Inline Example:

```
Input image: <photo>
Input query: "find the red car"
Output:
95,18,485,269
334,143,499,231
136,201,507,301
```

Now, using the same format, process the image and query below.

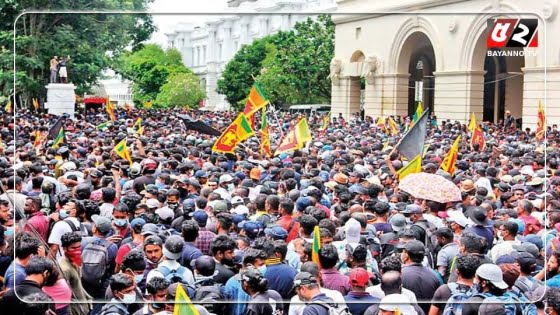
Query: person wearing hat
293,271,337,315
115,217,146,272
146,235,194,286
446,214,469,243
214,174,234,201
379,214,406,260
240,266,284,315
190,209,217,256
143,235,164,271
465,207,494,249
343,267,380,315
462,263,514,315
511,251,542,295
400,240,440,315
401,204,436,250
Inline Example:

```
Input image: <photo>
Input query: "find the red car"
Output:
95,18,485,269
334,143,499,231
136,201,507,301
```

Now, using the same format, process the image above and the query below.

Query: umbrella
398,172,462,203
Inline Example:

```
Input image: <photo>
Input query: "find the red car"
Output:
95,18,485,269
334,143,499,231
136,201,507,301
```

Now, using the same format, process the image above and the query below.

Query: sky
148,0,229,46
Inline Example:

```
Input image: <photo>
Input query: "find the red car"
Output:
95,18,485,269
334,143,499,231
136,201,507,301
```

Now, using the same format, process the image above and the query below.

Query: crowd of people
0,106,559,315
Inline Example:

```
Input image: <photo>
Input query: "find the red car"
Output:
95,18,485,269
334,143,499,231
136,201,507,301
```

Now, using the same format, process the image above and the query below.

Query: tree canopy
155,72,206,109
0,0,155,108
217,15,334,111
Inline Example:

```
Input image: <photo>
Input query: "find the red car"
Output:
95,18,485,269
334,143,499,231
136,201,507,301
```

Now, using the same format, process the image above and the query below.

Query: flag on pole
311,225,321,268
274,118,313,155
114,138,133,164
33,130,42,148
397,154,422,180
106,99,116,121
440,136,461,175
376,117,385,132
52,128,64,148
96,121,109,130
243,83,269,117
412,101,423,124
468,112,477,132
133,118,142,130
32,98,39,111
5,100,12,113
137,126,145,135
471,126,486,151
173,283,200,315
260,110,272,158
212,113,254,154
396,109,429,161
387,117,400,136
536,100,545,141
422,143,430,158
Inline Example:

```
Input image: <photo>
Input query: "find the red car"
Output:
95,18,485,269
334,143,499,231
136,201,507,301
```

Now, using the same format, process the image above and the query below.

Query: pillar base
45,84,76,118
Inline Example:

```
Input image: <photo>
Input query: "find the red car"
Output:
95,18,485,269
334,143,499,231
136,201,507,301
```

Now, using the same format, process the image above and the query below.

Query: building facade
165,0,337,110
86,69,134,107
331,0,559,128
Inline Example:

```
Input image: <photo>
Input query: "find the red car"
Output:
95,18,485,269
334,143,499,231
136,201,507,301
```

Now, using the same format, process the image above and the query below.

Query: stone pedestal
45,84,76,117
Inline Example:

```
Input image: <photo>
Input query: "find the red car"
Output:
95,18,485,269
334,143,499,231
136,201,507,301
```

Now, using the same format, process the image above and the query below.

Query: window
356,27,362,39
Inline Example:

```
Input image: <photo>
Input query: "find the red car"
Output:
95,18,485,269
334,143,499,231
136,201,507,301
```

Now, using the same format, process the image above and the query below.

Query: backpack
191,283,226,314
476,291,537,315
442,282,477,315
310,300,352,315
64,218,89,237
158,265,190,285
81,238,112,288
412,220,438,268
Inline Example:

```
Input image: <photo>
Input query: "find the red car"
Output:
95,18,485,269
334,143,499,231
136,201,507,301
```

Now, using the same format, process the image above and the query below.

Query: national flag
422,143,430,158
47,116,64,140
137,126,145,135
106,100,116,121
274,118,313,155
397,154,422,180
471,126,486,151
133,118,142,130
387,117,400,136
212,113,254,154
32,98,39,111
114,138,133,164
320,112,330,131
311,225,321,268
396,109,429,161
124,103,132,114
173,282,199,315
143,100,153,109
33,130,42,148
536,100,545,141
52,128,64,148
440,136,461,175
412,101,423,124
96,121,109,130
376,117,385,132
260,110,272,158
243,83,269,117
5,100,12,113
468,112,477,132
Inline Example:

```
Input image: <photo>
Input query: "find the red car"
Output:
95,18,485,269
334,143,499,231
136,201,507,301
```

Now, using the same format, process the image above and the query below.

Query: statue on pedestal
50,56,59,83
58,56,70,83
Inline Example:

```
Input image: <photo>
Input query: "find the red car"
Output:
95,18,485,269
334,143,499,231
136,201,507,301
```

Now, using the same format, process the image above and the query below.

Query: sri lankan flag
536,100,545,141
5,100,12,113
412,101,423,124
33,130,42,148
260,110,272,158
133,118,142,130
52,128,64,148
376,117,385,132
106,99,116,121
468,112,477,132
32,98,39,111
243,83,269,117
96,121,109,130
471,125,485,151
212,113,254,154
312,225,321,268
275,118,312,155
397,154,422,180
114,138,133,164
320,112,330,132
388,117,399,136
441,136,460,175
137,126,145,135
173,283,199,315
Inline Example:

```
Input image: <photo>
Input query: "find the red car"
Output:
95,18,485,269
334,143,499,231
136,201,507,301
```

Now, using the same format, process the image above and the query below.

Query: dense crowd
0,107,559,315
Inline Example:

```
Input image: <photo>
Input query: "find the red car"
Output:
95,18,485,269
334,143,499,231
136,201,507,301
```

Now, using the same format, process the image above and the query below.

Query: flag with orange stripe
440,136,460,175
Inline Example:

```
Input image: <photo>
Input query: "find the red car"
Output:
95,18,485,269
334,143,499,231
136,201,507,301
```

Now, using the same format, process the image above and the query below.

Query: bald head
349,204,364,214
380,271,402,295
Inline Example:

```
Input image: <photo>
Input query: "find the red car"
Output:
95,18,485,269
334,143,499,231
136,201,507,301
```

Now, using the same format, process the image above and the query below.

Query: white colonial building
165,0,337,110
331,0,560,128
86,69,134,107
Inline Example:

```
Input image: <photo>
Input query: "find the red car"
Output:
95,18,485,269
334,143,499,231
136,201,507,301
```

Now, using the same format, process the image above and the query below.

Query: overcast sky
148,0,229,46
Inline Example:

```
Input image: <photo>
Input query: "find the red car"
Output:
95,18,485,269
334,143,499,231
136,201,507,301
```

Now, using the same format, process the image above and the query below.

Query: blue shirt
466,226,494,250
264,263,297,299
344,291,380,315
547,274,560,288
180,242,203,268
3,261,26,289
224,275,250,315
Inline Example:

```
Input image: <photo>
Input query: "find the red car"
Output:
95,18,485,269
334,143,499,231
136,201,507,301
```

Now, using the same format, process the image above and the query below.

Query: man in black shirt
133,159,158,194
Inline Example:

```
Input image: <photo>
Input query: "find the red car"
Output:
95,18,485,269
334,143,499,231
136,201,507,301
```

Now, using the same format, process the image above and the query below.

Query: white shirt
289,287,346,315
146,259,195,285
48,217,81,259
366,285,418,304
490,239,521,263
99,203,115,219
24,175,62,194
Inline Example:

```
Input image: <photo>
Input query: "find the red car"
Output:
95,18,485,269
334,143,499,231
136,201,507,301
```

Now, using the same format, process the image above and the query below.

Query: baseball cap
219,174,233,184
512,251,537,268
512,242,540,259
146,198,160,209
210,200,227,213
476,263,509,289
494,182,511,192
250,168,261,181
194,170,208,178
238,221,263,239
345,218,361,243
292,272,317,289
264,226,288,240
379,294,418,314
389,214,406,232
231,196,244,205
241,266,265,285
348,267,370,287
404,240,425,255
141,223,159,236
130,218,146,233
189,210,209,227
401,204,422,214
163,235,184,260
232,205,249,215
91,215,112,234
232,214,247,226
155,207,174,221
447,214,470,228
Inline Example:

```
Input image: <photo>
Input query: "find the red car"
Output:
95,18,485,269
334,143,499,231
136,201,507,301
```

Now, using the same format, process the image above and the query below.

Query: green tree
155,72,206,108
0,0,155,108
115,44,189,107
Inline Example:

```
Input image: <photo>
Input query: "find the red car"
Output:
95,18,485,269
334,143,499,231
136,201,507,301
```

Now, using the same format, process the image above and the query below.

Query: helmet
129,162,141,177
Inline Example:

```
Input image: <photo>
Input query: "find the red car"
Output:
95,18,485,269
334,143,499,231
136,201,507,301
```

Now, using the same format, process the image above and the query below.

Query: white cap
219,174,234,184
232,205,249,215
345,218,361,244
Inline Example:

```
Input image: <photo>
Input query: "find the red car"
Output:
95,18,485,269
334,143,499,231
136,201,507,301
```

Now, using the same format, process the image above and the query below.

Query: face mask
121,292,136,304
227,184,235,192
258,265,267,275
152,302,166,310
4,226,14,237
66,248,82,266
167,203,178,210
113,219,128,227
59,209,69,219
133,273,144,283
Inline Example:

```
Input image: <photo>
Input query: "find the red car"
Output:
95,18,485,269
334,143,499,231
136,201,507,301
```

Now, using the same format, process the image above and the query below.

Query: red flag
471,126,485,151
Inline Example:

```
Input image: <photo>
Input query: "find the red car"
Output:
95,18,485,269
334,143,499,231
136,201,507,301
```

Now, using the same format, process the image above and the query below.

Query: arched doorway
396,32,436,116
483,51,506,122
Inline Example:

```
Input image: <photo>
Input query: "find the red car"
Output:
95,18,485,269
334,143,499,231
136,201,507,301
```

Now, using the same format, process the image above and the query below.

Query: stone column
331,77,361,120
522,66,560,129
45,84,76,117
375,73,409,117
363,77,381,119
433,70,486,124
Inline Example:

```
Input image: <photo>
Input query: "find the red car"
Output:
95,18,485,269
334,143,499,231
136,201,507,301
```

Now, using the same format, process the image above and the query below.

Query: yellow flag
397,154,422,180
5,100,12,113
536,100,545,141
440,136,461,175
32,98,39,111
113,138,133,164
143,100,153,109
133,118,142,129
468,112,477,132
137,126,145,135
173,283,200,315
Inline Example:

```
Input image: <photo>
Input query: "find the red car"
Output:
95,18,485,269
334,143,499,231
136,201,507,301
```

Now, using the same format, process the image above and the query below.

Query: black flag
396,109,429,161
47,115,65,140
178,114,221,136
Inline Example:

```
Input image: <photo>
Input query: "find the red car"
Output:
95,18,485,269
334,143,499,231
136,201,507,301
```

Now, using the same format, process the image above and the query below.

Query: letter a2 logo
487,18,538,48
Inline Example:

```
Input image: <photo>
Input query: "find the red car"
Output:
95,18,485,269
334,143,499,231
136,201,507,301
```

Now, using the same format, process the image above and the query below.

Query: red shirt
276,215,299,243
25,211,50,242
